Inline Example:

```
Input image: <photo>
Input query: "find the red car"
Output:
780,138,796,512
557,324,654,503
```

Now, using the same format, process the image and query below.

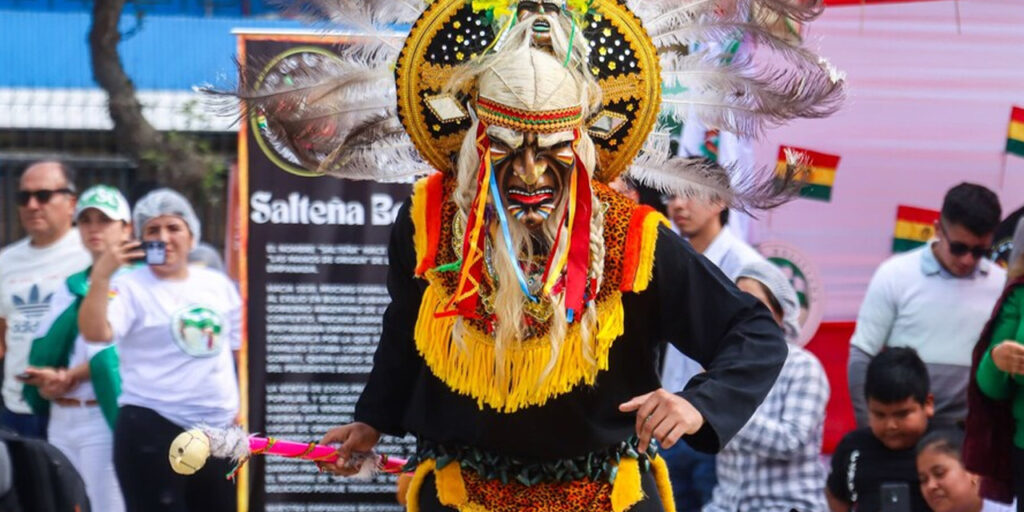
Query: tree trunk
88,0,221,202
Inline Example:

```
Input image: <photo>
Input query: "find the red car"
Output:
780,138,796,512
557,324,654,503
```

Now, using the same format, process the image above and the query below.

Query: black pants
114,405,236,512
1015,447,1024,512
415,471,666,512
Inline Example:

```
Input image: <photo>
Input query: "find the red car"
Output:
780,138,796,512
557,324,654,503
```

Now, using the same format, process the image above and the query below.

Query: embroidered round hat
75,185,131,223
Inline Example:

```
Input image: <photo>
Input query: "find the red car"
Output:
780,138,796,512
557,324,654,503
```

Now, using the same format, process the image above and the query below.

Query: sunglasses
16,188,74,206
939,222,990,259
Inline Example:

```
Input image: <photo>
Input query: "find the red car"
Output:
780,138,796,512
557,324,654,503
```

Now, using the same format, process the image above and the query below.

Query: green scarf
22,268,122,429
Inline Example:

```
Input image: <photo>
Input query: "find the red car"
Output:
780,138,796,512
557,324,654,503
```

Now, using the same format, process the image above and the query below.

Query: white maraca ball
169,428,211,475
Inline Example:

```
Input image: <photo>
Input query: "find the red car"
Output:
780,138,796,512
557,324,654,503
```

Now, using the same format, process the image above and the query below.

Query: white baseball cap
75,185,131,223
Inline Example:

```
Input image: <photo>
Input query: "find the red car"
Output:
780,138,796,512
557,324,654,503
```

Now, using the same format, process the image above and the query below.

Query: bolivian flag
893,205,940,253
1008,106,1024,157
775,146,840,202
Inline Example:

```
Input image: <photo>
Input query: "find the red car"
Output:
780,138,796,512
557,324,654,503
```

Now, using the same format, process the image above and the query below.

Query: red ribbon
564,129,592,320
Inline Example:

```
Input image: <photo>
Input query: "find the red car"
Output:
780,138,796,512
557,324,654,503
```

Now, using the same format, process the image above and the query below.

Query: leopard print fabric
460,469,613,512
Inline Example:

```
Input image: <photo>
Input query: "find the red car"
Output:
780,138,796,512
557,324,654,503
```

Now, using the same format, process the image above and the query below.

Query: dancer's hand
318,422,381,476
619,388,704,452
992,340,1024,375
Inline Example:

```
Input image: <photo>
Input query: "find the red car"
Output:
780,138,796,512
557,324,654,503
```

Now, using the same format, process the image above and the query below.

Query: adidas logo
12,284,53,319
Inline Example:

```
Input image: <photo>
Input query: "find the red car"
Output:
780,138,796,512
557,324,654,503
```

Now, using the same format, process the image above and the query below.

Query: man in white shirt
661,195,767,390
848,183,1005,428
0,161,90,438
661,194,767,511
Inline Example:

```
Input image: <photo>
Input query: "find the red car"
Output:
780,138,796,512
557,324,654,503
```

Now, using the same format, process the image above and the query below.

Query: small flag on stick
893,205,940,253
775,146,840,202
1008,106,1024,157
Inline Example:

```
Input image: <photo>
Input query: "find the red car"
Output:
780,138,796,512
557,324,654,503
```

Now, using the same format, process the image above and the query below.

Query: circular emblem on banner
171,305,226,357
249,46,344,177
757,241,825,346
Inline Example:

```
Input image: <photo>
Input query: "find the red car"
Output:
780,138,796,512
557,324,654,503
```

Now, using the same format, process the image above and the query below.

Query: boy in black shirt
827,348,934,512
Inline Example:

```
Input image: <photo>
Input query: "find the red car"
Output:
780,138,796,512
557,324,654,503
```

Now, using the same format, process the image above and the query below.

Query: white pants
48,403,125,512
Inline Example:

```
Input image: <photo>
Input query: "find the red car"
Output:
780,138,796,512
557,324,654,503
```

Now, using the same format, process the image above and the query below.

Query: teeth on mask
508,188,554,196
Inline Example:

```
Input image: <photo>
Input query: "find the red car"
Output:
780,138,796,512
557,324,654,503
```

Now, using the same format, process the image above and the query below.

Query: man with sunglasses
848,182,1005,429
0,161,89,438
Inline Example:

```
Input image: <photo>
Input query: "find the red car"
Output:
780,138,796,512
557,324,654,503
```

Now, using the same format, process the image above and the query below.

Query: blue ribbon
488,161,539,303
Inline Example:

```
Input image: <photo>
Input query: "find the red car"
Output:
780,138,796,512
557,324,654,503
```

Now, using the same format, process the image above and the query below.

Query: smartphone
879,482,912,512
14,372,32,381
130,240,167,265
142,241,167,265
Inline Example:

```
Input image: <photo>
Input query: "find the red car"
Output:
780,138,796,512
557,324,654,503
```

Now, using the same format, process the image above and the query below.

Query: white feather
199,425,251,462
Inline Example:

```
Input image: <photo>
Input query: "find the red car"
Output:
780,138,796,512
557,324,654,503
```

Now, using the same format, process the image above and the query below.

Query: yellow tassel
435,462,469,507
415,276,626,412
632,213,670,292
411,176,430,273
405,460,436,512
610,457,644,512
651,456,677,512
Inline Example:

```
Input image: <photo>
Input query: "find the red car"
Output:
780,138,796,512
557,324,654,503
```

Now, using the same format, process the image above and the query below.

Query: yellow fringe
435,462,469,507
415,276,625,413
411,176,430,275
405,460,436,512
632,213,670,293
610,457,643,512
651,456,677,512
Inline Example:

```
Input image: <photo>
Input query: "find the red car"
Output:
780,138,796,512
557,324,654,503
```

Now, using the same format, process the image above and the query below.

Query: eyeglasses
939,222,990,259
16,188,74,206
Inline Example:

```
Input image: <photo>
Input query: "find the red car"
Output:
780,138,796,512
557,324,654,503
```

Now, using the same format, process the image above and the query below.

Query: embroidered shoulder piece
406,175,667,413
590,183,670,294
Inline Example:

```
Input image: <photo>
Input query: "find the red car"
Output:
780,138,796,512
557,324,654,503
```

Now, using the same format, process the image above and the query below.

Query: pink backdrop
749,0,1024,322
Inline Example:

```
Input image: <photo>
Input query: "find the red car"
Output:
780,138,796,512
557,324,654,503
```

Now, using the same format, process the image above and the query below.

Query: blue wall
0,10,306,90
0,0,283,17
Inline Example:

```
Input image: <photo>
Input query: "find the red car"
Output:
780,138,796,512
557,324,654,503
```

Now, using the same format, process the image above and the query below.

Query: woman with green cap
20,184,132,512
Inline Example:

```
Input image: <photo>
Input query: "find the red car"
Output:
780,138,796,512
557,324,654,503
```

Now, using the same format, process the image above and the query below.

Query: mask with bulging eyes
487,125,576,231
516,1,564,48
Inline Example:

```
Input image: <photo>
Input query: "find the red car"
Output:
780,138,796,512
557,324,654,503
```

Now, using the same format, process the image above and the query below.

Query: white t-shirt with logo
0,230,90,414
107,266,241,428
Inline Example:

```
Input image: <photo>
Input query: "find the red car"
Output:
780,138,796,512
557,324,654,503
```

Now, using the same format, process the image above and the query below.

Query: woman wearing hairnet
703,260,831,512
79,188,241,512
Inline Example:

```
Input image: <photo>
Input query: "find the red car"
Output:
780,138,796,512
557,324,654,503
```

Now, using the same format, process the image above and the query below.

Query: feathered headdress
228,0,842,210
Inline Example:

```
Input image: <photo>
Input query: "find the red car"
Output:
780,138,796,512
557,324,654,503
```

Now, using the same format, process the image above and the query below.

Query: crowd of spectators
2,158,1023,512
0,160,238,512
659,182,1023,512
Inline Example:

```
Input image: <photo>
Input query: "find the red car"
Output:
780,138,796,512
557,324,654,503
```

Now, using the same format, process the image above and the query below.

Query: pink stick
246,436,407,473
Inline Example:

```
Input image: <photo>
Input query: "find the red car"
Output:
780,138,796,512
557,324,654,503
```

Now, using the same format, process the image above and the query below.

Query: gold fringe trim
436,462,469,507
415,276,625,413
610,457,643,512
411,176,430,274
651,456,677,512
404,459,484,512
405,460,436,512
632,213,669,293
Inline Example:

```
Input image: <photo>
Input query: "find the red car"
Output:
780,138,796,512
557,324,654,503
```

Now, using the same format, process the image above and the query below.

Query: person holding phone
78,188,241,512
18,184,133,512
827,348,935,512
